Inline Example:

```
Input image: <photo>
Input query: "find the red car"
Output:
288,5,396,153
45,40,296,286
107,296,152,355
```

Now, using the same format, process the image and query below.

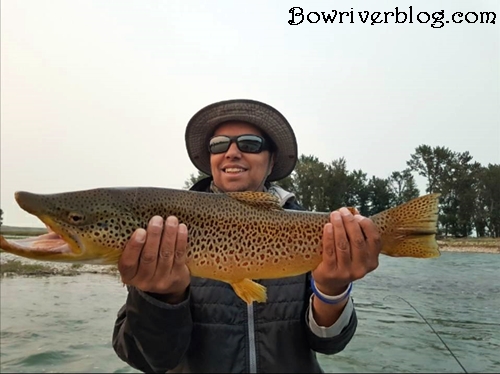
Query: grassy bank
0,225,48,236
1,261,85,277
438,237,499,248
0,254,119,278
438,238,500,253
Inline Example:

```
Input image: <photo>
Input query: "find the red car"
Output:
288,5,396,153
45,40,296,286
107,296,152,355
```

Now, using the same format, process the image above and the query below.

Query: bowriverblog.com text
288,6,496,28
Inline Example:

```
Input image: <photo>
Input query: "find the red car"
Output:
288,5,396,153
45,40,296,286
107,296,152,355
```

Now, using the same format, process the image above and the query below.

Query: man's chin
217,180,250,193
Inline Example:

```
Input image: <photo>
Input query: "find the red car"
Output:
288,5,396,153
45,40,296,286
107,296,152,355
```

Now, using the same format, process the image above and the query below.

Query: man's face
209,121,274,192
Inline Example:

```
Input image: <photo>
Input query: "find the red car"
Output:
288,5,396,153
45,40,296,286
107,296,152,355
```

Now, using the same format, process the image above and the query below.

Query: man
112,99,381,373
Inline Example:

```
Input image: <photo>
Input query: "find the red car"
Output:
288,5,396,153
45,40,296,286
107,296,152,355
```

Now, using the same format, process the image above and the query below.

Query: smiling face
210,121,275,192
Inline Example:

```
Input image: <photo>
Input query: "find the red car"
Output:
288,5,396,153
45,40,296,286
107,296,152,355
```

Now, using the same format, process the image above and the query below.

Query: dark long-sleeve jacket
112,178,358,373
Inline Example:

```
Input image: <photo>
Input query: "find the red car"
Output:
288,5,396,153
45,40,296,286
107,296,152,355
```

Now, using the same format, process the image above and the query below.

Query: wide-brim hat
185,99,298,182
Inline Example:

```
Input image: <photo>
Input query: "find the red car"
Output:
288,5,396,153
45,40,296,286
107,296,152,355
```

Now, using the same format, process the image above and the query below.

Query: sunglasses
208,134,270,154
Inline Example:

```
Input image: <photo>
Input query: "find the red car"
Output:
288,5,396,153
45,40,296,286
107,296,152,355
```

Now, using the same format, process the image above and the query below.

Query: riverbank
0,252,119,277
437,238,500,254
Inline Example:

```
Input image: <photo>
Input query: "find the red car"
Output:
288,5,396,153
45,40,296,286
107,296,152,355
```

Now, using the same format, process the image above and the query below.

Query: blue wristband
310,278,352,305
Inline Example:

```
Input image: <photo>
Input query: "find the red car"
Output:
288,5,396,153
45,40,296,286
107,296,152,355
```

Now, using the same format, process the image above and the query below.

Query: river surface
1,252,499,373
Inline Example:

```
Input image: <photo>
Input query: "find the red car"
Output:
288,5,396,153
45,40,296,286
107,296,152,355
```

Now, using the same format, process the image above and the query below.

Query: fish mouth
2,191,120,265
0,191,84,260
0,217,83,262
0,230,71,256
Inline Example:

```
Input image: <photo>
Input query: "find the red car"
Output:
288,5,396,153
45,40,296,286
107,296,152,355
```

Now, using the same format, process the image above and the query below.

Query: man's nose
224,141,241,158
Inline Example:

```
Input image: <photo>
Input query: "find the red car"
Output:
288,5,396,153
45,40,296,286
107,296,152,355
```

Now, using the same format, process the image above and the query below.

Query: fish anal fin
225,192,283,210
230,278,267,304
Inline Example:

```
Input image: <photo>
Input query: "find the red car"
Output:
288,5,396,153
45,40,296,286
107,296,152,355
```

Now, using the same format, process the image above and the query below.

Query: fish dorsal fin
225,192,283,210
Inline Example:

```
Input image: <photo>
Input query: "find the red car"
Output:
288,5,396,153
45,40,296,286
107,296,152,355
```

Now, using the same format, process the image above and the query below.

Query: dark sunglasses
208,134,270,154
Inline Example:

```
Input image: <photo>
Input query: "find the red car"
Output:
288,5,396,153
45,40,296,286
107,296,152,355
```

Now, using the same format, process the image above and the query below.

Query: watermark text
288,6,496,28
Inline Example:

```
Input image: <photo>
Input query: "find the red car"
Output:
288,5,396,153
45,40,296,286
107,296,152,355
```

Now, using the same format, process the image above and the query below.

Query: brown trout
0,188,441,304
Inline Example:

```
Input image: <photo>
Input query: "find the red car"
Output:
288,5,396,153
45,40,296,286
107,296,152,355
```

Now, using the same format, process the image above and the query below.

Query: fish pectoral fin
225,192,283,210
230,279,267,304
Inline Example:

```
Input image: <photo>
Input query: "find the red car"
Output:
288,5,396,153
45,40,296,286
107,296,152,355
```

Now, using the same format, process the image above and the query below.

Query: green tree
477,164,500,237
389,169,420,205
407,145,455,194
367,177,394,215
432,150,483,237
345,169,370,216
449,153,482,237
407,145,474,236
291,155,329,211
322,157,352,212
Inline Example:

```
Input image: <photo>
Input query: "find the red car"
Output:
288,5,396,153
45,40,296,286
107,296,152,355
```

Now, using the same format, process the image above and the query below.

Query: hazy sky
1,0,499,227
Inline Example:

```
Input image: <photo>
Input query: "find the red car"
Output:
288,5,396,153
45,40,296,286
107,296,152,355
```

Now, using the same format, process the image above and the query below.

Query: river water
1,252,499,373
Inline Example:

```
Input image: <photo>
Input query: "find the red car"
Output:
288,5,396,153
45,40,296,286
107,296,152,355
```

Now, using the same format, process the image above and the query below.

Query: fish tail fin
230,278,267,304
372,193,441,258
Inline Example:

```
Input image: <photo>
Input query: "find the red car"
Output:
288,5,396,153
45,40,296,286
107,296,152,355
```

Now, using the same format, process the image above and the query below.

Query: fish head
1,189,142,265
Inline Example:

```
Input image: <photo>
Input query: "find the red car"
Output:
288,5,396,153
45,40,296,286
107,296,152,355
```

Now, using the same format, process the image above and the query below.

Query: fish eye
68,212,85,224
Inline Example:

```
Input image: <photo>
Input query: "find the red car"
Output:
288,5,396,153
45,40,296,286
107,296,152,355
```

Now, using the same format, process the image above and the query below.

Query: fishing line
383,295,468,374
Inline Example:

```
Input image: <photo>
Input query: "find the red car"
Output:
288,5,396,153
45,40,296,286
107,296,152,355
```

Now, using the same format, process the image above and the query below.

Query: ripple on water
6,350,77,368
0,330,41,340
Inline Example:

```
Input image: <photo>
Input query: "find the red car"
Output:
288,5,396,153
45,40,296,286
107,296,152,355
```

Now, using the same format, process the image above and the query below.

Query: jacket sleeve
306,307,358,355
112,285,193,373
307,295,354,337
303,273,358,355
305,299,358,355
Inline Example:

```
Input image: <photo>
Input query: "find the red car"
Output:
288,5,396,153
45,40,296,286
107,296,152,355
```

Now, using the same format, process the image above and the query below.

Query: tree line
185,144,499,238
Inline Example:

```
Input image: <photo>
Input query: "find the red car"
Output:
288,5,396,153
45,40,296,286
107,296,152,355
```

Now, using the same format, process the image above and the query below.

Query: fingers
338,208,368,269
354,215,381,271
117,215,190,295
120,216,164,287
155,216,180,277
321,221,336,264
118,228,146,283
339,207,380,274
315,207,381,293
136,216,164,281
355,215,381,254
331,210,352,270
173,223,188,269
314,211,352,294
329,208,378,274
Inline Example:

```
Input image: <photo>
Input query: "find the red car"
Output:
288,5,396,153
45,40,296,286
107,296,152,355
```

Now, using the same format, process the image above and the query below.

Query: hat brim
185,99,297,182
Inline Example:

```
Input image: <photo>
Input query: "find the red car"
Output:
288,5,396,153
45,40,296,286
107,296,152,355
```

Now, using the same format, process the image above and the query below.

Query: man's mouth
223,168,247,174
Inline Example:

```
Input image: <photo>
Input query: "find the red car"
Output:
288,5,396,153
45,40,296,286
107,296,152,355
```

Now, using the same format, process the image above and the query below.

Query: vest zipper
247,302,257,373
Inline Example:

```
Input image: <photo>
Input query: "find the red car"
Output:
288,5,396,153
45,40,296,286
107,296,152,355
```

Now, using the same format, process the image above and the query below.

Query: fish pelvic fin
372,193,441,258
230,278,267,304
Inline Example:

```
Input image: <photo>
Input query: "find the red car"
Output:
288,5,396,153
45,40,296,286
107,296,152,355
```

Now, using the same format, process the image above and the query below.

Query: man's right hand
118,215,190,303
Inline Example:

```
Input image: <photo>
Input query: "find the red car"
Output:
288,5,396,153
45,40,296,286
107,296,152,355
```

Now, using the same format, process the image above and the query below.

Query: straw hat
185,99,298,181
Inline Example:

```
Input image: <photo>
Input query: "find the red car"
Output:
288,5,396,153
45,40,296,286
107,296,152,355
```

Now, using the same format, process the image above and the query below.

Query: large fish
0,188,441,304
